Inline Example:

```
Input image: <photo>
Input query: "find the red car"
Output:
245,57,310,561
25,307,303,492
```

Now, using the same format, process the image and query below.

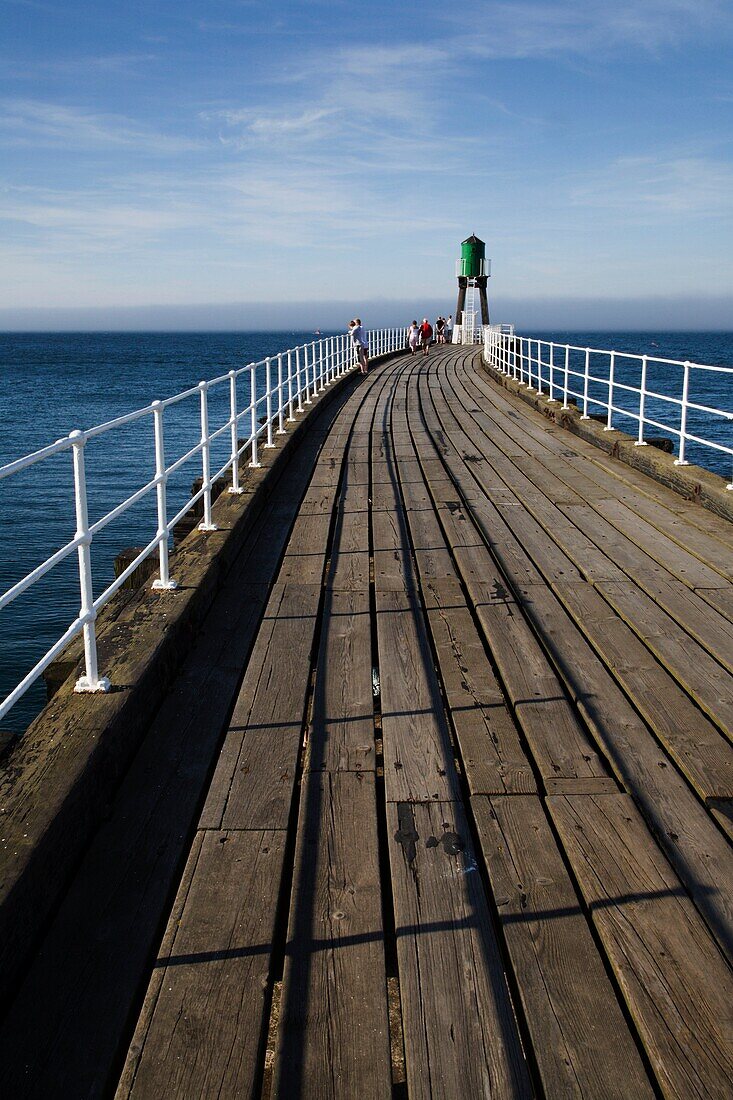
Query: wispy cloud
0,100,203,153
570,155,733,218
206,105,338,143
2,52,159,79
460,0,729,58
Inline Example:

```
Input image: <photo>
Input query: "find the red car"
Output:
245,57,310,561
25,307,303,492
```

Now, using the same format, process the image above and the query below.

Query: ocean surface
1,329,731,733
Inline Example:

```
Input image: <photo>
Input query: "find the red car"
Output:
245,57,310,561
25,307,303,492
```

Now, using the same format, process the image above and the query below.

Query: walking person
408,320,420,355
349,317,369,375
420,317,433,357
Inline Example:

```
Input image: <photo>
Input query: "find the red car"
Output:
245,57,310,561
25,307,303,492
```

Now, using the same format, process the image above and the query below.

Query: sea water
1,330,731,732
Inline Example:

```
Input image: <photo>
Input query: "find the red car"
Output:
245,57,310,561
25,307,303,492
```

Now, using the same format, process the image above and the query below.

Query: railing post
264,357,275,447
562,345,570,408
581,349,591,420
151,402,178,589
198,381,218,528
536,341,543,396
604,353,616,431
287,349,295,421
227,371,244,493
296,346,304,411
635,354,648,445
674,361,691,464
315,341,323,393
249,364,260,467
276,353,286,434
548,343,556,401
303,345,312,404
70,431,111,694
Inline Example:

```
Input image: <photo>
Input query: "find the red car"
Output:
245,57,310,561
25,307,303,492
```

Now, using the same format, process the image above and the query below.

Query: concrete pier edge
0,351,403,1009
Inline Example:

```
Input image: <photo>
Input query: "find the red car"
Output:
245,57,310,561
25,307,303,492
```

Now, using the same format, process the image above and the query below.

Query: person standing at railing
420,318,433,357
348,318,369,375
408,321,420,355
445,315,453,343
435,316,446,344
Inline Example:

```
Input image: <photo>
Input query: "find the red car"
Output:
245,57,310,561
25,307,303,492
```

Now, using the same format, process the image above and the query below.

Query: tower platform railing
484,328,733,487
0,328,407,726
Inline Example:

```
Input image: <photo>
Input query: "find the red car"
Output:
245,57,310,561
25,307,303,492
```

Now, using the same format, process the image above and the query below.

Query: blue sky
2,0,733,327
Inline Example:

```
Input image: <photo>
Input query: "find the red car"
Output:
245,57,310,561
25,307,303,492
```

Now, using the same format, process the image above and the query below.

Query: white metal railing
0,328,407,725
484,328,733,488
454,320,485,345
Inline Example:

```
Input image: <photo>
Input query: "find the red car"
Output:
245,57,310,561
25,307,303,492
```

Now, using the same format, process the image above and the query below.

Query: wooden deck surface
2,347,732,1098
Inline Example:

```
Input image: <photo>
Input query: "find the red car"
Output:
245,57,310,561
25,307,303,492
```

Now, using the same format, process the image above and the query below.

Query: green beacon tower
455,234,491,334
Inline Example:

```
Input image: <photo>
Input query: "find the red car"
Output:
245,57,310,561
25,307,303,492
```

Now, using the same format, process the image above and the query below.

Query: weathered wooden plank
576,468,733,573
515,579,733,960
276,512,333,582
543,776,620,795
595,579,733,734
309,587,375,773
548,793,733,1100
387,378,537,798
622,573,733,675
413,367,612,786
557,500,728,592
121,829,286,1100
423,580,536,795
372,506,415,592
199,581,320,830
387,800,532,1099
371,374,459,803
555,580,733,799
473,794,654,1098
709,798,733,842
436,365,631,584
272,771,391,1099
329,507,371,589
697,584,733,622
375,588,457,803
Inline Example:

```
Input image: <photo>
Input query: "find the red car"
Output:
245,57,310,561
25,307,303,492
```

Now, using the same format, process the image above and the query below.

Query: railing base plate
74,675,111,695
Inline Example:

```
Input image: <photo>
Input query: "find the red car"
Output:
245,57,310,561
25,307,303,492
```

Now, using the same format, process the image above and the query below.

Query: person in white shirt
349,318,369,375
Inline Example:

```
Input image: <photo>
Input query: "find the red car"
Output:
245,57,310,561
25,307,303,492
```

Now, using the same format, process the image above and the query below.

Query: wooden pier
1,346,732,1098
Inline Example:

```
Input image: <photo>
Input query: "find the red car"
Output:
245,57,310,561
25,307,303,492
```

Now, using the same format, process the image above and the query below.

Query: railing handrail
1,327,409,726
483,328,733,487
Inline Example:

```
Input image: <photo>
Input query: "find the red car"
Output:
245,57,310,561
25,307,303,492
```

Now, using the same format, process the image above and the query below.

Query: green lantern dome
459,234,486,278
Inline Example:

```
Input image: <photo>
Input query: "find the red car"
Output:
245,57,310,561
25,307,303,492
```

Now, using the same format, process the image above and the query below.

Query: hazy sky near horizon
2,0,733,326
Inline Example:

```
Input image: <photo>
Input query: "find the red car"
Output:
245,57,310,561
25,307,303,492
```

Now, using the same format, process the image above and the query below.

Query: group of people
349,312,455,375
407,314,453,356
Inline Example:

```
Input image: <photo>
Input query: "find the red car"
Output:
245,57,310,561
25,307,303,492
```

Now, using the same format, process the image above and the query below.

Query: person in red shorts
420,318,433,356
